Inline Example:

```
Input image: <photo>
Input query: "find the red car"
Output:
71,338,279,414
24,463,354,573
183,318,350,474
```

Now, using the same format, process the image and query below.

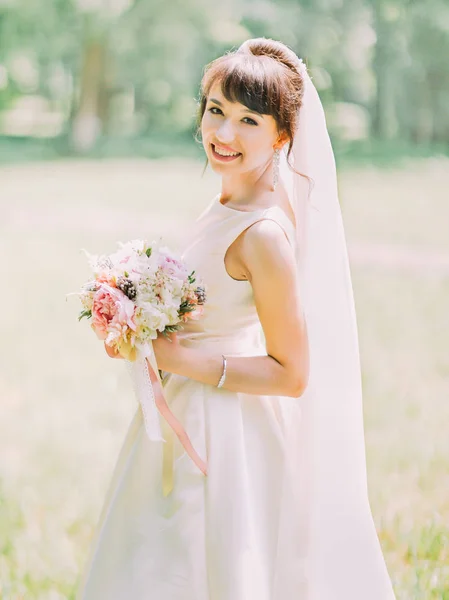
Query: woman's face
201,81,282,177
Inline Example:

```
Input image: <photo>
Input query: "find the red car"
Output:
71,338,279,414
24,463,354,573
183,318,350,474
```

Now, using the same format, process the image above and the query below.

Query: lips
211,143,242,162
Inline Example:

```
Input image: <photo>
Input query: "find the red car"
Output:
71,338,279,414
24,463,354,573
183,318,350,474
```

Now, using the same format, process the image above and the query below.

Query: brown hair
197,38,306,166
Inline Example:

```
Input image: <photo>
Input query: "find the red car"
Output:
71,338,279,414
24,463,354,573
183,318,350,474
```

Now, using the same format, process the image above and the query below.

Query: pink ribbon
145,355,208,495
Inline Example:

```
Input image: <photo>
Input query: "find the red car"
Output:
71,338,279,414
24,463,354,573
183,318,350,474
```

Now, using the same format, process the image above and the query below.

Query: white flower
79,238,206,351
134,303,170,338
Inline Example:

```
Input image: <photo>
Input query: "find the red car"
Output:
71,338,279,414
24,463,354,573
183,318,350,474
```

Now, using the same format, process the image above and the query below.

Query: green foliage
163,324,181,336
0,0,447,155
78,309,92,321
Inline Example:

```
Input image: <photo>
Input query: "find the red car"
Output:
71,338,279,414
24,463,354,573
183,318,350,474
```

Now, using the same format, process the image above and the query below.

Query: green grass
333,138,449,168
0,133,447,168
0,132,202,165
0,157,448,599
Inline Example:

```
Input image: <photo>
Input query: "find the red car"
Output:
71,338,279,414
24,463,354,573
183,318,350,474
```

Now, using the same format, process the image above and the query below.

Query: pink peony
91,284,136,341
96,271,117,286
159,254,188,279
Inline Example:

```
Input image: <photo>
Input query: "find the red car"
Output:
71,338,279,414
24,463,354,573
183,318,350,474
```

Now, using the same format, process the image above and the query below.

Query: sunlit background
0,0,448,598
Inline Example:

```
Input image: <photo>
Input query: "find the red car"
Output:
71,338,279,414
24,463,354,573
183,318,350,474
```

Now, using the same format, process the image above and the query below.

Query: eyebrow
209,97,264,118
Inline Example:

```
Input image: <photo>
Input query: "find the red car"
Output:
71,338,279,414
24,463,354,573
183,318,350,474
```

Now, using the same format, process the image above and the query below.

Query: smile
211,144,242,162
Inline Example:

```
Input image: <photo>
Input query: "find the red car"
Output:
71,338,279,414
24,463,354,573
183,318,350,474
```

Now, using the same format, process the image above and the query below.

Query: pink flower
159,254,188,279
96,271,117,286
183,305,204,322
91,284,136,341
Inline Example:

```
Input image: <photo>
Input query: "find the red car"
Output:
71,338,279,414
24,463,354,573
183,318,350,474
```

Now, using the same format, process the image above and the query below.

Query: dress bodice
178,196,296,354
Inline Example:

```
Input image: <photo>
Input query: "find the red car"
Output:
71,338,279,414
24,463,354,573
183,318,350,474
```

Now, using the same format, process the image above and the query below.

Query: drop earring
273,148,280,190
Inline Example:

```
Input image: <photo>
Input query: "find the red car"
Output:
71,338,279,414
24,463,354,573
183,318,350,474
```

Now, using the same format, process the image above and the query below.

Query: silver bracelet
217,355,227,388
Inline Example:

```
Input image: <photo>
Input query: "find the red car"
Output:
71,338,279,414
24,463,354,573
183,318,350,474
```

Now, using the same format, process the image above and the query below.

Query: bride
77,38,396,599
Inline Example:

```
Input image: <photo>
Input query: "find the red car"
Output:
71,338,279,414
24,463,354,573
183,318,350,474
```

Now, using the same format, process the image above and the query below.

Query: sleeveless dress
76,197,394,600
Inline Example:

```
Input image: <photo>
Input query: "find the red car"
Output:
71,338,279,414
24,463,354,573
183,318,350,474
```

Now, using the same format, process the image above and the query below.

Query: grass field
0,157,448,599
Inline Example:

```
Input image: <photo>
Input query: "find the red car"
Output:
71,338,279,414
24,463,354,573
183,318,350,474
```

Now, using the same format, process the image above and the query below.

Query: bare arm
153,220,310,398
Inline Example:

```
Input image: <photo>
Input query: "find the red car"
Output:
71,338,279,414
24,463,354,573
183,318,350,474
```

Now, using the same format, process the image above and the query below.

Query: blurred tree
0,0,447,152
70,0,134,151
0,0,80,101
370,0,403,139
400,0,449,143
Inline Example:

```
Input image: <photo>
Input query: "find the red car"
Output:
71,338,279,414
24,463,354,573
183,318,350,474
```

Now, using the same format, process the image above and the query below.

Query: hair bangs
204,55,283,119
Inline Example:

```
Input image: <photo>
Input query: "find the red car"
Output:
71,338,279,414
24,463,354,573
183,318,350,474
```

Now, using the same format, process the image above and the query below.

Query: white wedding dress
76,197,396,599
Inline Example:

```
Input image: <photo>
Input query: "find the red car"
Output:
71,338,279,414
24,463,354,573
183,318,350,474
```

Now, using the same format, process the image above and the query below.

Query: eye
209,106,223,115
243,117,258,126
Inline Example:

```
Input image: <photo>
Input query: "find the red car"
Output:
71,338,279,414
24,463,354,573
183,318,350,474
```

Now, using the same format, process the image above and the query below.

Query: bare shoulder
239,218,296,280
241,218,293,259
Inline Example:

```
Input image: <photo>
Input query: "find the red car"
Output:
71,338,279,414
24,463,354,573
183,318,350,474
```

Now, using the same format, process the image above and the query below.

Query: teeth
214,146,240,157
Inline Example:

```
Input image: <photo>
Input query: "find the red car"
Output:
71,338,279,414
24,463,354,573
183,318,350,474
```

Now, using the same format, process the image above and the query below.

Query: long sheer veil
277,57,396,597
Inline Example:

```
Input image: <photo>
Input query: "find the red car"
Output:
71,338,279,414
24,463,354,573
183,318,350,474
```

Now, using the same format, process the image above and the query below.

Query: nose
215,119,236,145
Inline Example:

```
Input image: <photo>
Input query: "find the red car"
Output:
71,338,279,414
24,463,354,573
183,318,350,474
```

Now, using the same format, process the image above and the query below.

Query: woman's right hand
104,342,124,359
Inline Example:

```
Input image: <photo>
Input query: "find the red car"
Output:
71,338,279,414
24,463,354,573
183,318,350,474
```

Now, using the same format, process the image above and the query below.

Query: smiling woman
76,38,396,600
204,93,262,164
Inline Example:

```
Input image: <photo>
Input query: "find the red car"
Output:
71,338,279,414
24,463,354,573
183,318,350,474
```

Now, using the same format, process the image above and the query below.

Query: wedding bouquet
74,238,208,495
77,239,206,360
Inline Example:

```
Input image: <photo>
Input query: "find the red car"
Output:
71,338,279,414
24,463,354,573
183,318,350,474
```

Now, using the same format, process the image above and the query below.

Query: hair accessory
273,147,281,190
217,355,227,388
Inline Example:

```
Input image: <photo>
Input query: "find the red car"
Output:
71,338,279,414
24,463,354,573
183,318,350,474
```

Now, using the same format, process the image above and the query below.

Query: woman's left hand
152,331,182,373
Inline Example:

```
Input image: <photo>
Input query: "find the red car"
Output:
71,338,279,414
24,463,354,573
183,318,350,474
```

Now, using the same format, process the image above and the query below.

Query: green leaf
179,304,194,314
146,247,152,257
78,309,92,322
163,324,181,336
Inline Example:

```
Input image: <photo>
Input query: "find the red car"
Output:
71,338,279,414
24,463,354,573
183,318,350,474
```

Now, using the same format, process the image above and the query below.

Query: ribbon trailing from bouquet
127,342,208,496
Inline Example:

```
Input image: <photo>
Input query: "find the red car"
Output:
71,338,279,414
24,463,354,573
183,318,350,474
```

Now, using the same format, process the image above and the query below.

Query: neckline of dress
215,193,267,214
214,194,296,232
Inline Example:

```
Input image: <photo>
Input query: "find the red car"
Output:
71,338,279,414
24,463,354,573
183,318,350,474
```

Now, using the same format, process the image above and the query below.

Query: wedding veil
269,51,396,597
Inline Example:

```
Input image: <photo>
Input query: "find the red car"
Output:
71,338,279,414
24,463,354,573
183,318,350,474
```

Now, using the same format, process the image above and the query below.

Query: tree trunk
371,0,397,140
71,19,109,153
